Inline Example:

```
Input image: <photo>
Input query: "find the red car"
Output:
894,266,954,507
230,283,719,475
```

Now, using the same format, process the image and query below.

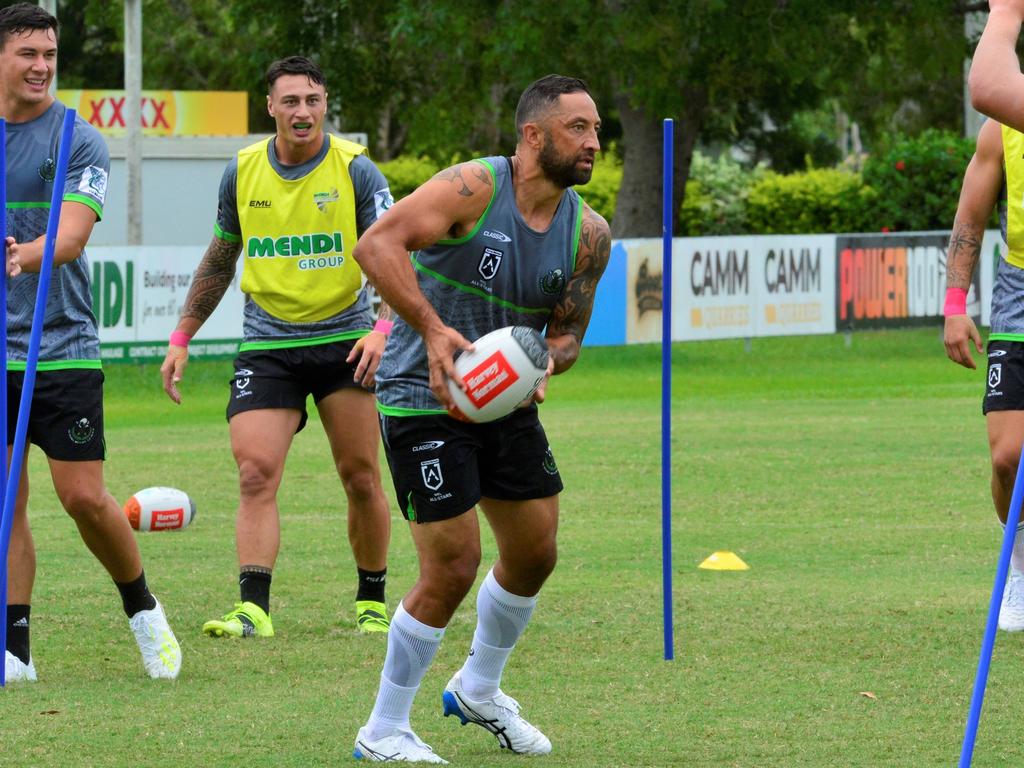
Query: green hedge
376,156,442,201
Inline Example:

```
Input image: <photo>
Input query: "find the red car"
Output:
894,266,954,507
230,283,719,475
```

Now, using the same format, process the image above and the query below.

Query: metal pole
124,0,143,245
661,118,674,661
958,441,1024,765
38,0,57,93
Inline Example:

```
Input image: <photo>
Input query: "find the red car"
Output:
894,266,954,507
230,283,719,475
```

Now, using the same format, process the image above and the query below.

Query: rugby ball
446,326,549,423
124,487,196,532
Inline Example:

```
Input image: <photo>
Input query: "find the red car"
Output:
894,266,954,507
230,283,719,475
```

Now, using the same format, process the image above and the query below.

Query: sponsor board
835,233,984,328
623,235,835,342
90,246,244,362
58,90,248,136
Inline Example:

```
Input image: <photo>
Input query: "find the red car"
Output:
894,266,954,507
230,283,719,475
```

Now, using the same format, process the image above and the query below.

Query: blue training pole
958,441,1024,765
0,110,75,686
662,118,674,661
0,119,7,686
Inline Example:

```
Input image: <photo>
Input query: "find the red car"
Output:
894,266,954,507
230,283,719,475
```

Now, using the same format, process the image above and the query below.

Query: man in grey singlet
0,3,180,683
351,75,610,764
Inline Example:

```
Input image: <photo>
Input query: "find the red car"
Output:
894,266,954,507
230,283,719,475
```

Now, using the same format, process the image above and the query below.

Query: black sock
239,567,272,614
356,567,387,603
7,604,30,664
115,571,157,618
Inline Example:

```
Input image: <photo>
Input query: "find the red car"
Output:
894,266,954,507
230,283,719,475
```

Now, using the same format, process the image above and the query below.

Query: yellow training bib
1002,124,1024,268
236,135,365,322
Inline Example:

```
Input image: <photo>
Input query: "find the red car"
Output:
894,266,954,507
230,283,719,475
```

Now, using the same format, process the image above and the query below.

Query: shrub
681,152,767,235
746,168,876,234
575,153,620,223
859,129,975,232
377,156,442,201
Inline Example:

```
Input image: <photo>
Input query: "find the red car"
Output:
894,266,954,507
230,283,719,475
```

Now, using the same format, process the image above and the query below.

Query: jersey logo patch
539,268,566,295
38,158,55,182
314,187,339,212
79,166,108,201
478,248,503,280
374,188,394,220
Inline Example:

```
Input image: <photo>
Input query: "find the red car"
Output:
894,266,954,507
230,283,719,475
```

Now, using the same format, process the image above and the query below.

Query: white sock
460,569,537,700
1013,523,1024,574
364,601,445,739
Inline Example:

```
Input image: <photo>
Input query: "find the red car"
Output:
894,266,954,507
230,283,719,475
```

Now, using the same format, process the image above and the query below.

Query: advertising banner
835,232,983,329
89,246,243,361
57,90,248,136
622,235,835,342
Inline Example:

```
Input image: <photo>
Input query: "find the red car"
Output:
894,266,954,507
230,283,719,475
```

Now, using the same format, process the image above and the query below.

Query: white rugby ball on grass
124,487,196,532
446,326,549,423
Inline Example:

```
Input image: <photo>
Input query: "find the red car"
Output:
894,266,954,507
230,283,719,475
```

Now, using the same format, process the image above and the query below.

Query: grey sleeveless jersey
375,156,582,415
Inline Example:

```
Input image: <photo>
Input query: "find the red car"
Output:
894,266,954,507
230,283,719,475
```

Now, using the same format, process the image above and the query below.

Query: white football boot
4,650,37,683
441,671,551,755
353,726,448,763
1000,569,1024,632
129,598,182,679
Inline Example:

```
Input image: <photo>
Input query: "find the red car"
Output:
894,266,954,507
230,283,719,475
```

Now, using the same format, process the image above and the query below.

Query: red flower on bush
895,160,905,171
881,226,890,233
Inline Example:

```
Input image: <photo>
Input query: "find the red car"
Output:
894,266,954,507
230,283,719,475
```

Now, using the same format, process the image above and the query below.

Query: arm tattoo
432,163,490,197
181,237,242,323
947,220,983,290
376,300,395,323
548,209,611,367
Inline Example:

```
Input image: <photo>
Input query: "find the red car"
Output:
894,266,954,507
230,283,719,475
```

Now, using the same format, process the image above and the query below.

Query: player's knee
992,446,1021,488
430,547,481,603
339,465,380,504
57,486,107,523
237,457,279,499
523,537,558,581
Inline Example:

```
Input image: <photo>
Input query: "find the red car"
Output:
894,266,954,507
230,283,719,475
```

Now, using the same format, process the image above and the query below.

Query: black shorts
983,341,1024,413
7,368,106,461
226,340,366,432
380,408,563,524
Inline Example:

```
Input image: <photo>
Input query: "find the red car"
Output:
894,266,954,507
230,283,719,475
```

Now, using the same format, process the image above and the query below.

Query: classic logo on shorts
478,248,503,280
543,448,558,476
420,458,443,491
38,158,55,182
989,363,1003,390
68,417,95,445
412,440,445,453
540,268,566,295
990,350,1007,358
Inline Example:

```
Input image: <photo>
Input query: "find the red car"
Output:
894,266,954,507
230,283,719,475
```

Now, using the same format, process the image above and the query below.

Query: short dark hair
515,75,591,137
265,56,326,92
0,2,58,50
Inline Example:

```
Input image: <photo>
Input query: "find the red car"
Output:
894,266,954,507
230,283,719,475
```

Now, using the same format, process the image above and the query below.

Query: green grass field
0,328,1017,766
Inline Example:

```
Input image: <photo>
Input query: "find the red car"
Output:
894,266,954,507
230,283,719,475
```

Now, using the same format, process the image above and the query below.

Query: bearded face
538,127,595,188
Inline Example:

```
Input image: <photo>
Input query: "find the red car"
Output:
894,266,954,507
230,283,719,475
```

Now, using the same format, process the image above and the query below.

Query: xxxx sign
57,90,247,137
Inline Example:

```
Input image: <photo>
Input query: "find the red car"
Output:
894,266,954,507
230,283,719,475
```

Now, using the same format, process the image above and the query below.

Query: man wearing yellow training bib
160,56,394,639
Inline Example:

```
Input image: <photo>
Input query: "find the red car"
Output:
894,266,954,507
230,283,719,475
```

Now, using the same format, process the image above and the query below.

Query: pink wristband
943,288,967,317
373,318,394,336
169,330,192,348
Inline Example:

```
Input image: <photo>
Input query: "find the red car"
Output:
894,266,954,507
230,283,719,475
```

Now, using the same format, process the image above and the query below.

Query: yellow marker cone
698,551,749,571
